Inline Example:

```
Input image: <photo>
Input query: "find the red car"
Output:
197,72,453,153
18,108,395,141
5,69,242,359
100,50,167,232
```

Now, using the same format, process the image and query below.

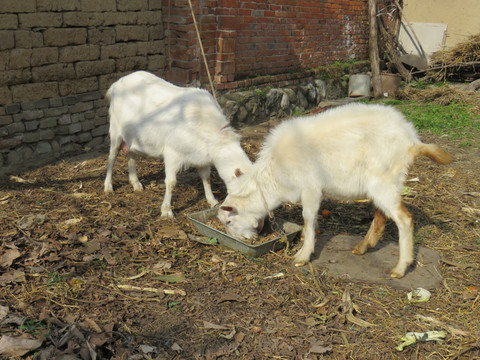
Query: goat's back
106,71,229,157
257,103,424,199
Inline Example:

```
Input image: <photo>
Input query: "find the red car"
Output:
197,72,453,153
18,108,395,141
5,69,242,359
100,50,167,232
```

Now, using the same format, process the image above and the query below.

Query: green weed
379,100,480,148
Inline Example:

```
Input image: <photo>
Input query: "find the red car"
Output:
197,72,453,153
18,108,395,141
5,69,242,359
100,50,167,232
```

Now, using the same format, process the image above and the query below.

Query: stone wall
0,0,166,174
217,62,370,128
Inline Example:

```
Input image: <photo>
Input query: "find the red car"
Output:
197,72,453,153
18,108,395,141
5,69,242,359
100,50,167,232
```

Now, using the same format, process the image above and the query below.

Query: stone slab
308,234,443,291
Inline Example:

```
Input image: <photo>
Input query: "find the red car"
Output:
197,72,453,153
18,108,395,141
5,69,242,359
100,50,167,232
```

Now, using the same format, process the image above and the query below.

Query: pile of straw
426,33,480,82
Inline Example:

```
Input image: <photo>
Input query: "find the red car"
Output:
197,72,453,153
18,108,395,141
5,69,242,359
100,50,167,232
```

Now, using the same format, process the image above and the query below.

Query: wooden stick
369,0,383,98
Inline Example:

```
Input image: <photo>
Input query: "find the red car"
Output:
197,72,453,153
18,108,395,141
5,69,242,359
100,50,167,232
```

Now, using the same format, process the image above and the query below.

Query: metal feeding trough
188,208,302,257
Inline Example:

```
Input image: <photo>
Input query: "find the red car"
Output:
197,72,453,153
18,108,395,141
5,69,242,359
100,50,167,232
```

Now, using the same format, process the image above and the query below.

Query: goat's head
218,200,265,241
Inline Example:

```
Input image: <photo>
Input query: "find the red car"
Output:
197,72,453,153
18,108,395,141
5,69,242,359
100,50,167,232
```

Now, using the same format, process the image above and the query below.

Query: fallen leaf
152,260,172,270
462,286,478,300
187,234,217,245
89,333,110,347
220,327,236,340
60,218,83,229
0,335,43,357
0,248,21,267
217,292,246,304
309,344,332,354
140,344,157,354
9,175,34,184
18,214,46,230
153,274,185,283
83,239,101,254
0,270,26,285
83,317,103,333
171,342,182,352
100,249,116,265
157,228,188,240
203,321,230,330
0,305,8,321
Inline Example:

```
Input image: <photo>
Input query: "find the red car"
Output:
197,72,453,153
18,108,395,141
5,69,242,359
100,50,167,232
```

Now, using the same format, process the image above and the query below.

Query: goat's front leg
161,152,182,218
294,190,321,266
197,166,218,207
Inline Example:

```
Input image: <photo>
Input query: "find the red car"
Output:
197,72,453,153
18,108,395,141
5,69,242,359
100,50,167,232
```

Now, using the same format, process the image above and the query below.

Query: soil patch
1,106,479,359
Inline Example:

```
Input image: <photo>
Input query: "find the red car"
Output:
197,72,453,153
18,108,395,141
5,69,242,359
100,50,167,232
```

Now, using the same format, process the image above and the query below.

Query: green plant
21,319,48,336
48,272,63,284
376,99,480,148
293,108,304,116
254,88,266,97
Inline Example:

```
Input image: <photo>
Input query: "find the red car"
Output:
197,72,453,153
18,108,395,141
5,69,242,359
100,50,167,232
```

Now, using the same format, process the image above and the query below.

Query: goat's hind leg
127,153,143,191
104,135,122,193
352,209,386,255
389,203,414,278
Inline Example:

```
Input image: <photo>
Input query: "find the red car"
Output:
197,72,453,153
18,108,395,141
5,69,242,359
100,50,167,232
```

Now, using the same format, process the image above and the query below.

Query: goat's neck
252,161,282,215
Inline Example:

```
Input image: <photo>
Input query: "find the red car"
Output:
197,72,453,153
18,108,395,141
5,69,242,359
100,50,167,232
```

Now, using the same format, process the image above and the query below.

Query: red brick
215,61,235,75
218,37,236,53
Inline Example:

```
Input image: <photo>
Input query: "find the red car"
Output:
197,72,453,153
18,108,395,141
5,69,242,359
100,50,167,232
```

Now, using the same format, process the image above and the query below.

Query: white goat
104,71,252,218
218,103,451,278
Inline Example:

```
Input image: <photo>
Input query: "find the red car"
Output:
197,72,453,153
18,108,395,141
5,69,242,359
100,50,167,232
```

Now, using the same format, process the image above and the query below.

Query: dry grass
396,85,480,106
426,33,480,82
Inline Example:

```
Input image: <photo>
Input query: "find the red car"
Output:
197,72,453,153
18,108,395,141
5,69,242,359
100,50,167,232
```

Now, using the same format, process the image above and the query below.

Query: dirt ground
1,107,479,360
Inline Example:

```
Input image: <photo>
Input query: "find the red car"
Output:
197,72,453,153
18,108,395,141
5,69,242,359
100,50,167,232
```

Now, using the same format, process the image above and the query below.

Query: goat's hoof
294,261,307,267
104,186,113,193
161,211,174,219
351,248,364,255
352,242,371,255
390,266,406,278
131,181,143,191
390,272,404,279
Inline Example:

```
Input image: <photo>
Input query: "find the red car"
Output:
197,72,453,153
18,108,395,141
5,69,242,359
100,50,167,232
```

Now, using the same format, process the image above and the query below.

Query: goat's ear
220,205,235,213
234,168,243,177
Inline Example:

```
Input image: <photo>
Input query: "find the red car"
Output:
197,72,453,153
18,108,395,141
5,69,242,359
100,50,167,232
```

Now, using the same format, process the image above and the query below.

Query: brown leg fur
352,209,387,255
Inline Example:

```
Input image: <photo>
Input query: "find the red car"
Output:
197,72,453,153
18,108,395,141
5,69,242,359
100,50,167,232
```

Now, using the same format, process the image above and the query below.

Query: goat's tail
105,87,112,102
414,143,452,164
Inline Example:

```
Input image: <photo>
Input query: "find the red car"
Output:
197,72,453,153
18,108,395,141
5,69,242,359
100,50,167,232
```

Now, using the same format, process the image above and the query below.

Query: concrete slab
308,235,443,291
399,22,448,62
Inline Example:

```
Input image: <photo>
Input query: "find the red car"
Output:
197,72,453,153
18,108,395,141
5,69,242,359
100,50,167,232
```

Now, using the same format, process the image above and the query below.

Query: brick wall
0,0,166,174
163,0,369,88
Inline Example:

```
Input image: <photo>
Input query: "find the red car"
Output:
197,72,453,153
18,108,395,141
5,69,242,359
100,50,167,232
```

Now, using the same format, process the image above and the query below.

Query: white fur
104,71,252,218
218,103,451,278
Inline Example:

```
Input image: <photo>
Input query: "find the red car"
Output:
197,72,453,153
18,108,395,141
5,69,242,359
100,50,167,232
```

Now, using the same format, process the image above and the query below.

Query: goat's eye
226,220,231,225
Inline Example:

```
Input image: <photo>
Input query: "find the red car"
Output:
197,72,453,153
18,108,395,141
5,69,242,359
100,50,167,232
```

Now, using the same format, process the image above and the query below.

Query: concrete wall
402,0,480,48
